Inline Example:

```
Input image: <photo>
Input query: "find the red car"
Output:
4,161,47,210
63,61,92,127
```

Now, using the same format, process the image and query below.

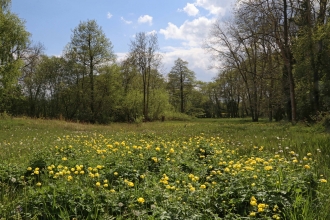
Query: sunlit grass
0,117,329,219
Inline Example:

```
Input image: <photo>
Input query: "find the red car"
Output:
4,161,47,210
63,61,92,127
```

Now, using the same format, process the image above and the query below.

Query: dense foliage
1,0,330,124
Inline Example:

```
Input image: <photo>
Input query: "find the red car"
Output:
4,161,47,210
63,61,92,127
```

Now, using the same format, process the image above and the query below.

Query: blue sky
11,0,234,81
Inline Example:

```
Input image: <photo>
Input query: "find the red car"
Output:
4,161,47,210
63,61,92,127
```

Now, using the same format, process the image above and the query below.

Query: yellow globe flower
137,197,145,204
320,179,327,183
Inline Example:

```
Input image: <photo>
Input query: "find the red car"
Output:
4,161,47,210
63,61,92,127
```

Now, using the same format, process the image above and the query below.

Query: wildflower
189,187,196,192
36,182,42,187
97,165,102,169
114,172,118,176
137,197,145,204
104,184,108,187
200,184,206,189
320,179,327,183
251,183,256,187
304,165,311,169
67,176,73,181
140,175,145,179
110,189,116,193
62,157,67,161
169,148,174,153
80,171,85,175
96,182,101,187
264,166,273,171
307,153,312,156
272,214,280,219
250,196,257,206
258,203,267,212
250,212,256,217
127,181,134,187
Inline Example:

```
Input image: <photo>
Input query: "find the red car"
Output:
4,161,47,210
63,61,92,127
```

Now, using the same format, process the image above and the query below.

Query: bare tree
129,32,162,120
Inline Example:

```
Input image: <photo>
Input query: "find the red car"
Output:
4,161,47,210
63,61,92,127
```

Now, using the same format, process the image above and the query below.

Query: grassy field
1,117,330,219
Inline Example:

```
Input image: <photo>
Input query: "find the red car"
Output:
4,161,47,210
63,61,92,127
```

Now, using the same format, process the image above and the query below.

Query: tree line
1,0,330,123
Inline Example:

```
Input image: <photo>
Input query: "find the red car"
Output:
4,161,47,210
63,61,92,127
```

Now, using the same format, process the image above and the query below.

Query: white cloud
146,30,157,36
195,0,228,16
159,16,215,47
121,16,132,24
107,12,113,19
183,3,199,16
138,15,153,26
161,47,217,81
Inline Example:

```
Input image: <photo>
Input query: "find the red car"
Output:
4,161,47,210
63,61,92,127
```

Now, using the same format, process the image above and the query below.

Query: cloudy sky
11,0,235,82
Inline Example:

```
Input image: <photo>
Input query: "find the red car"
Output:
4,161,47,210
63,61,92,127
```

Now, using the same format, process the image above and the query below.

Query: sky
11,0,235,82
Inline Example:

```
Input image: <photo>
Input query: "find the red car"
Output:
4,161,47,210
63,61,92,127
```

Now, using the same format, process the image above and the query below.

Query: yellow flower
189,187,196,192
251,183,256,187
264,166,273,171
200,184,206,189
34,170,39,175
320,179,327,183
96,182,101,187
110,189,115,193
250,211,256,217
250,196,257,206
304,165,310,169
140,175,145,179
80,171,85,175
169,148,175,153
36,182,42,186
104,179,108,183
307,153,312,156
62,157,67,161
127,182,134,187
104,184,108,187
114,172,118,176
292,159,298,163
67,176,73,181
137,197,145,204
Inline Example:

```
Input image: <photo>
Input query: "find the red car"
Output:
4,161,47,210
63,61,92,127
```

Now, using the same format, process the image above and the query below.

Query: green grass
0,117,330,219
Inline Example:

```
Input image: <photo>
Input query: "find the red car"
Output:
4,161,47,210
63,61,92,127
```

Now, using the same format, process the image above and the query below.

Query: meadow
0,117,330,219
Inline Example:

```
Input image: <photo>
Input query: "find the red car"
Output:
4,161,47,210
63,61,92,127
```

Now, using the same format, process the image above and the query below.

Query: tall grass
0,117,329,219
